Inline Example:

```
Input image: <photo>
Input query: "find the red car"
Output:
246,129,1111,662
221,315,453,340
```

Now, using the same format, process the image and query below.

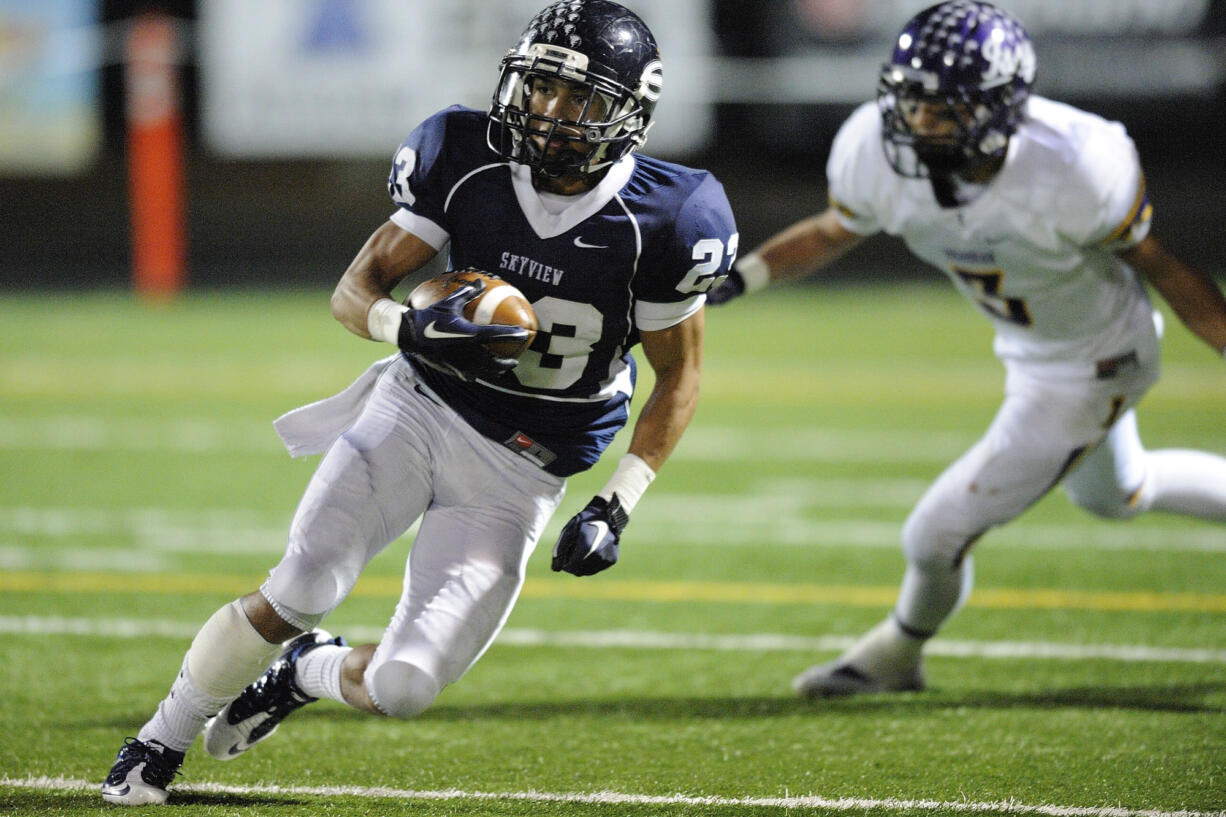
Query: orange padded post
125,13,186,298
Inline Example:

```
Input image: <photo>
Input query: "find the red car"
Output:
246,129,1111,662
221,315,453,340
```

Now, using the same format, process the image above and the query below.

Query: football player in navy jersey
708,1,1226,699
102,1,737,804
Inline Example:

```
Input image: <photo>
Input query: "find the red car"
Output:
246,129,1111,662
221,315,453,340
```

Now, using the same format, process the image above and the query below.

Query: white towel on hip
273,354,399,457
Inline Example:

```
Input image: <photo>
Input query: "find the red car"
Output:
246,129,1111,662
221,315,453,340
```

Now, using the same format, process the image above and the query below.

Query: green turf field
1,284,1223,816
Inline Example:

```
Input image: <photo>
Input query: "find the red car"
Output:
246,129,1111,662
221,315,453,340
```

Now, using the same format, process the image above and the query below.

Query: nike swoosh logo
422,321,471,340
227,743,245,756
584,521,610,557
573,236,608,249
413,383,442,406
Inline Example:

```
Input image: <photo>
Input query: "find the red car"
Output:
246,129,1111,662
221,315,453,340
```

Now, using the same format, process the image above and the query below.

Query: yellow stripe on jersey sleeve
828,193,859,222
1103,175,1152,246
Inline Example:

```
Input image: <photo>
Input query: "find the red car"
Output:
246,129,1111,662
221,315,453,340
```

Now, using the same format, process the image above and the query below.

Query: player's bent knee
264,553,350,628
366,660,440,719
900,511,961,568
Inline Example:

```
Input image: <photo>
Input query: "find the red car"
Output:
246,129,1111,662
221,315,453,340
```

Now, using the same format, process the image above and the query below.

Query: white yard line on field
2,776,1222,817
0,415,976,462
2,500,1224,560
0,415,280,453
4,615,1225,665
6,416,1222,475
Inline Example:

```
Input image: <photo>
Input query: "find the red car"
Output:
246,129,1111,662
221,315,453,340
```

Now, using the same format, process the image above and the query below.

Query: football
406,269,538,359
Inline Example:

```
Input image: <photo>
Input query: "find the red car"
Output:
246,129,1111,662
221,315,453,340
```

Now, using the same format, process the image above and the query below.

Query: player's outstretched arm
1121,234,1226,357
551,311,703,576
707,208,865,305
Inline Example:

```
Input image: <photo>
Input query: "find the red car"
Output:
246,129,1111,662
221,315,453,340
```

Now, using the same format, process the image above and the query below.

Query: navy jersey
385,106,738,477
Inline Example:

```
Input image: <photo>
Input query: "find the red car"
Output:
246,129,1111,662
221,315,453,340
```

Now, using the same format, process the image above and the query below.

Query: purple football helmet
488,0,663,178
878,1,1036,178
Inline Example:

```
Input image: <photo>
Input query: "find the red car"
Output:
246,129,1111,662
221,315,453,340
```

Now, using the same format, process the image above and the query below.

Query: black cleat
203,630,346,760
100,737,184,805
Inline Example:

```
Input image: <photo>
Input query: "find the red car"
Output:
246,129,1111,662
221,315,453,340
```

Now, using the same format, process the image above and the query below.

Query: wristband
367,298,408,344
597,453,656,514
735,252,772,293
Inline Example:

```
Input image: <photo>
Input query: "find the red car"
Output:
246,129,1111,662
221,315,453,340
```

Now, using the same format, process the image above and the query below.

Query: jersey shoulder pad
388,106,492,211
676,170,736,250
629,158,738,315
1019,98,1146,247
622,155,736,248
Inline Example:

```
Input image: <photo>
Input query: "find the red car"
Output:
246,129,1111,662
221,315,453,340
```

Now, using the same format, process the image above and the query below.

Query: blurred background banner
1,0,1223,289
199,0,714,158
0,0,101,174
736,0,1222,103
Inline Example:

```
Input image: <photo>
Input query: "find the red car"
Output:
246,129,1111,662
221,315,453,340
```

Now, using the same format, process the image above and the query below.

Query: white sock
894,554,974,635
1144,449,1226,521
137,600,283,752
185,600,283,698
294,644,352,703
137,658,231,753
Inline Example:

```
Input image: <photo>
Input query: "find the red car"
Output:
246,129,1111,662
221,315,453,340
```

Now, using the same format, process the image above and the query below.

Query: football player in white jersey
102,1,737,804
708,0,1226,698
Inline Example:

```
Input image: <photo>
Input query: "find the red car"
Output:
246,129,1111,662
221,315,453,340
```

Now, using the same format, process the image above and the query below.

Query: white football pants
894,358,1226,635
261,356,565,709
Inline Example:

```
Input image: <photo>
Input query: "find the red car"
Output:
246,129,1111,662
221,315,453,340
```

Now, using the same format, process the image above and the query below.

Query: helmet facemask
879,68,1023,179
490,43,656,179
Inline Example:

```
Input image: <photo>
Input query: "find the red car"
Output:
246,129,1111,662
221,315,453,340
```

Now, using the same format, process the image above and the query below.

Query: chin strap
929,175,960,209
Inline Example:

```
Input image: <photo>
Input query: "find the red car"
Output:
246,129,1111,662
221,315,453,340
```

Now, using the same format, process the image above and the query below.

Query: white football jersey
827,96,1157,379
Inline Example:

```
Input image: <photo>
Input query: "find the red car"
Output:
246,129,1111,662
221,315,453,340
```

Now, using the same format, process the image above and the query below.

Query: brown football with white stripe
406,269,538,359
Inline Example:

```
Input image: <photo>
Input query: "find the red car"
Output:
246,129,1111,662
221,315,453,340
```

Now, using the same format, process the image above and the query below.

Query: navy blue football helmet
488,0,663,178
878,1,1036,178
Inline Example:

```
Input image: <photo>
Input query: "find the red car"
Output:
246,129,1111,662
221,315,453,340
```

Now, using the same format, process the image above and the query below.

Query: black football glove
703,268,745,307
398,280,529,381
551,495,630,577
